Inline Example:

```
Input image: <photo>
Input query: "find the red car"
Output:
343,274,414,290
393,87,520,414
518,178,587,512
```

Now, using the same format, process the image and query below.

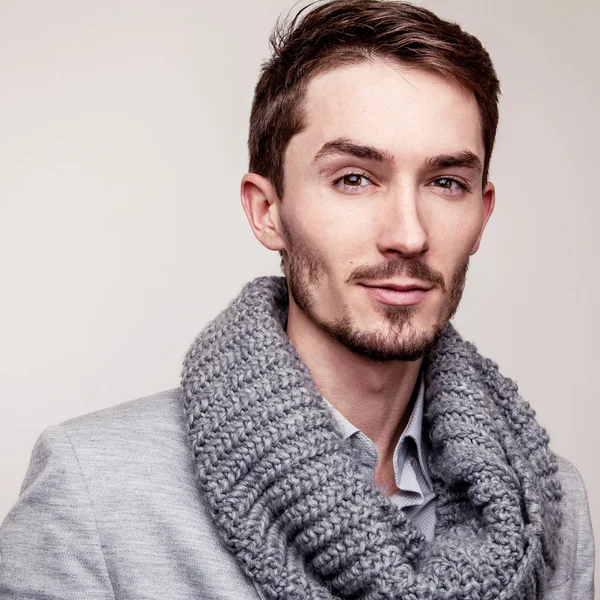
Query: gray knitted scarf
181,276,562,600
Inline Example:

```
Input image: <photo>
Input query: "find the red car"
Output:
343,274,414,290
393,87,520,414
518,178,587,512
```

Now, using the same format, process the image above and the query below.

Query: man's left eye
432,177,463,190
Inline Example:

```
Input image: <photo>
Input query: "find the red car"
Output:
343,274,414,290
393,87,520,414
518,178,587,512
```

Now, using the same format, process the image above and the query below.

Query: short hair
248,0,500,198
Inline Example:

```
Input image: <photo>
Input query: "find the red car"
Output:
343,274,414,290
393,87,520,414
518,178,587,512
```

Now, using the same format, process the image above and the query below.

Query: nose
375,185,429,258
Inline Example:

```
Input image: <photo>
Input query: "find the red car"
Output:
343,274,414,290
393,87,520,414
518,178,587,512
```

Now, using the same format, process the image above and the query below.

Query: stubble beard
282,221,469,362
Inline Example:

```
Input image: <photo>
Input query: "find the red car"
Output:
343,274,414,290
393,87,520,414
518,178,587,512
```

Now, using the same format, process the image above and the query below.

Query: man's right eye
333,172,374,191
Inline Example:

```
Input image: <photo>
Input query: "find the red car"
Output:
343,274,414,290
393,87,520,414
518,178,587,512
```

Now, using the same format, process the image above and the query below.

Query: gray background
1,0,598,581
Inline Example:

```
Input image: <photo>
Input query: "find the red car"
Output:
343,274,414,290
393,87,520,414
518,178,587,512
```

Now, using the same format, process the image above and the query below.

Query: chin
318,311,445,362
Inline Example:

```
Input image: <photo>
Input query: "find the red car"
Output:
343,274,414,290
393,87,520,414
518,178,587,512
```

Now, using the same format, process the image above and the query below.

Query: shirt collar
400,369,425,448
392,370,432,490
322,369,431,487
328,401,360,439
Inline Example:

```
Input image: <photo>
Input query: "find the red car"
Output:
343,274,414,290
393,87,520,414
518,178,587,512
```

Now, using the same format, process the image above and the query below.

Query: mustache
346,259,447,293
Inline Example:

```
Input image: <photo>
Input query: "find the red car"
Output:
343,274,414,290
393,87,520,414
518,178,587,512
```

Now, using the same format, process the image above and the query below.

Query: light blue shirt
324,371,437,540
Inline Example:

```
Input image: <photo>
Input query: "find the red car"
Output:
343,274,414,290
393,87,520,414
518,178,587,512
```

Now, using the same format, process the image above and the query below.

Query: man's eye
335,173,372,189
432,177,465,191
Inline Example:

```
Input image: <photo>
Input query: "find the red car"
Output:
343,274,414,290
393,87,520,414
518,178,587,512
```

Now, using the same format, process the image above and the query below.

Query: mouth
359,281,434,306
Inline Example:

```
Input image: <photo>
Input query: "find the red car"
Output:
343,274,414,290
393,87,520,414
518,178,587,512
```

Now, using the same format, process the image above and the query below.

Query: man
0,0,594,599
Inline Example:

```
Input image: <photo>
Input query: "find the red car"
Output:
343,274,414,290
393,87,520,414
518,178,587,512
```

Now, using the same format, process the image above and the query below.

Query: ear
240,173,285,251
470,181,495,255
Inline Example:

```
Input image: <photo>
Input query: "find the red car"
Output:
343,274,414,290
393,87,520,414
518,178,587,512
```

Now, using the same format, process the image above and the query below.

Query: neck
286,298,422,464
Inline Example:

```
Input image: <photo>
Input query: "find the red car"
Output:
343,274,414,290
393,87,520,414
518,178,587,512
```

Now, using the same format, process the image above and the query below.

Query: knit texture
181,277,562,600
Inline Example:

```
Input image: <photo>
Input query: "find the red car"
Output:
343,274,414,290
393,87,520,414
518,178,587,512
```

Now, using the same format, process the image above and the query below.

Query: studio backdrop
1,0,598,581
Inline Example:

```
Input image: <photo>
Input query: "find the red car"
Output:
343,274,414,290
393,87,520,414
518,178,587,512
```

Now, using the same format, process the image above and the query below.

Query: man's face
278,59,494,361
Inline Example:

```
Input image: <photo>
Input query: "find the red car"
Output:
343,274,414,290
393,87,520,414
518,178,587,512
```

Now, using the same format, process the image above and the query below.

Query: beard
281,220,469,362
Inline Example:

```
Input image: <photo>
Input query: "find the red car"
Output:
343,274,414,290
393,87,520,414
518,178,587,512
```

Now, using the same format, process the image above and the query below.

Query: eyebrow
312,137,483,174
312,138,395,164
426,151,482,173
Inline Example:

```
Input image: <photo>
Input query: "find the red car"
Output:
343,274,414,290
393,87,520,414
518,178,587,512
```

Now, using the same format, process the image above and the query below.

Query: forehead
287,58,484,166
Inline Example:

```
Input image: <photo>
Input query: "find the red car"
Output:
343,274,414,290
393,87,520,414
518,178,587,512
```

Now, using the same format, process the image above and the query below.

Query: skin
241,58,495,494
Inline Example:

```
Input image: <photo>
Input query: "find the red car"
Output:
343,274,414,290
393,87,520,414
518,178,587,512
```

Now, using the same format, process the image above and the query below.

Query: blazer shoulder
544,454,595,598
40,388,194,487
58,388,184,439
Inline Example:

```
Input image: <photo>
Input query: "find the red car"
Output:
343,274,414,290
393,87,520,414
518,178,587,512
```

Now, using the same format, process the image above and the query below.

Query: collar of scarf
181,276,562,600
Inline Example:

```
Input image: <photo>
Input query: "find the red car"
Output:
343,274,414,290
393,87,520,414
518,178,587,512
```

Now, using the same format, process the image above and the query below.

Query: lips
360,282,433,306
362,282,433,292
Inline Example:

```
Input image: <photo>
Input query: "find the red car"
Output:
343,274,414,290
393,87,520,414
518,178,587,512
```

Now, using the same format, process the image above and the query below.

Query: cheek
425,204,484,272
430,200,483,246
284,194,372,266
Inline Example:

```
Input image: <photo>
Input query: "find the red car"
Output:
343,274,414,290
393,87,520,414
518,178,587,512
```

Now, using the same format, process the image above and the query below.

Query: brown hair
248,0,500,198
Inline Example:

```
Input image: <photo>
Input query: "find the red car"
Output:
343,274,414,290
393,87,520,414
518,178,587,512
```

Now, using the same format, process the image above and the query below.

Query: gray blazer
0,389,595,599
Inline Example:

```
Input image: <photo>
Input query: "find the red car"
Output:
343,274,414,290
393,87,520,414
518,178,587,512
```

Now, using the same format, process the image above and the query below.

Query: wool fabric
181,276,562,600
